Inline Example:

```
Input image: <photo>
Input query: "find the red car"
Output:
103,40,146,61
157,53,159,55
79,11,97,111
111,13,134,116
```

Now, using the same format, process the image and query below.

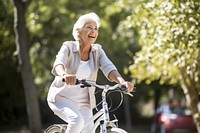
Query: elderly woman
47,12,134,133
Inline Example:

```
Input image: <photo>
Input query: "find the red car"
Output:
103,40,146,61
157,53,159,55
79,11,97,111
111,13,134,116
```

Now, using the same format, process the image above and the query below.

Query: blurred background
0,0,200,133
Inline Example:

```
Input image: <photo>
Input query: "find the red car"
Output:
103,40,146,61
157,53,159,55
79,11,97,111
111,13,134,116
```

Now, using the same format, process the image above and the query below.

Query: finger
128,87,132,93
127,83,134,92
69,76,76,85
69,76,73,85
70,76,76,85
72,76,76,85
65,77,69,84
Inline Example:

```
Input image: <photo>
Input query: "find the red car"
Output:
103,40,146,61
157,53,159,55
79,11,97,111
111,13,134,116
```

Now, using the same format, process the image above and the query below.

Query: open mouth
88,35,95,38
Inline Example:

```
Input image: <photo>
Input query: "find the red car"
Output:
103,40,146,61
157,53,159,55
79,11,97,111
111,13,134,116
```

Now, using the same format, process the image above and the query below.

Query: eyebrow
85,24,97,27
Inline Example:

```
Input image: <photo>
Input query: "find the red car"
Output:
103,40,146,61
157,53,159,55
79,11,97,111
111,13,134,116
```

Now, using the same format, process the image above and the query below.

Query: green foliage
126,3,200,128
127,0,200,88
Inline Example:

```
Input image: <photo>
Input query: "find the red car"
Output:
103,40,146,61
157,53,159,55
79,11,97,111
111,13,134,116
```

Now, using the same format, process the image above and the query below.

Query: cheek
78,30,86,37
96,31,99,37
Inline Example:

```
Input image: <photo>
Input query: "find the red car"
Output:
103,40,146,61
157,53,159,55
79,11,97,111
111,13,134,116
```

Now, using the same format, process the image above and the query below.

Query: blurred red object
150,101,197,133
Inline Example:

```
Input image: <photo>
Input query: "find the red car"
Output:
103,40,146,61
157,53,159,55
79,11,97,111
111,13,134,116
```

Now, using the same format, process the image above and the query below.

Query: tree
13,0,42,132
0,0,26,125
121,0,200,131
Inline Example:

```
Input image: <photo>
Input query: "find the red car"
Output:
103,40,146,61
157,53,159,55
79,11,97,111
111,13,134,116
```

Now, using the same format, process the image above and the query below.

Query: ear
76,28,80,33
76,28,81,40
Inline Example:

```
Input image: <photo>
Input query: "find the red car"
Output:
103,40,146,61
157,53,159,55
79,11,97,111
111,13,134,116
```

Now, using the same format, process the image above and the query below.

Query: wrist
118,77,125,84
62,73,68,78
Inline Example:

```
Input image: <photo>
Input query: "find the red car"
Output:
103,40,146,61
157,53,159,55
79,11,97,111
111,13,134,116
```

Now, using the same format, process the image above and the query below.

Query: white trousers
48,95,93,133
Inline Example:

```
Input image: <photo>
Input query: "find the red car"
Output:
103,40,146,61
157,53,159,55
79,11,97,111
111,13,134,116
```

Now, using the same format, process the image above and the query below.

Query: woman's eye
87,26,92,29
86,26,98,31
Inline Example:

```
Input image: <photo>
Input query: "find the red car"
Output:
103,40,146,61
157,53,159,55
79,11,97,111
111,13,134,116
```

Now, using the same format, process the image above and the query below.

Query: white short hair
72,12,101,40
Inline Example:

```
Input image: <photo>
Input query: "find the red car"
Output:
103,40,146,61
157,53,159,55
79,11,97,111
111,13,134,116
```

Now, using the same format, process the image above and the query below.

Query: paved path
0,125,150,133
123,125,150,133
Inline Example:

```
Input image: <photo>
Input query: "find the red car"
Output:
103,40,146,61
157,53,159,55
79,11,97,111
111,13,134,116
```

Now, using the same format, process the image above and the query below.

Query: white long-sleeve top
58,60,91,104
47,41,117,109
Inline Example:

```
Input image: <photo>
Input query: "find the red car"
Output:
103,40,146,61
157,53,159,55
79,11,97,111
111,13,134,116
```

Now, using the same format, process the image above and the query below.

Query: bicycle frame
82,84,118,133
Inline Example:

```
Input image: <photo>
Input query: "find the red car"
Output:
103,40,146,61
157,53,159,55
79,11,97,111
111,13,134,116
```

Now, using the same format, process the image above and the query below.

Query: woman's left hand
122,81,136,93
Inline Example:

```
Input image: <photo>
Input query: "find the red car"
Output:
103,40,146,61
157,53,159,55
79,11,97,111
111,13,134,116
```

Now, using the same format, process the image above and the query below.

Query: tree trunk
13,0,42,132
182,86,200,133
123,96,132,131
180,67,200,133
154,87,161,111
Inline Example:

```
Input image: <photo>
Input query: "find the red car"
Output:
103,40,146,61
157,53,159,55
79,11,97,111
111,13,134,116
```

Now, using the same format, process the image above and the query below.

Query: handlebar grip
75,79,80,84
79,79,92,88
120,85,128,92
119,85,136,92
120,85,135,97
63,78,91,88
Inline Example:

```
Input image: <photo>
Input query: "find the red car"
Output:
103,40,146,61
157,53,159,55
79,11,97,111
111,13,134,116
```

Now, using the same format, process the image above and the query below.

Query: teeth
89,36,95,38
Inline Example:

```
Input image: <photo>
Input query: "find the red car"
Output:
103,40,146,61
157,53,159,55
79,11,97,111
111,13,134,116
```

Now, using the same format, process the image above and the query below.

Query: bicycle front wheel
44,124,67,133
107,127,128,133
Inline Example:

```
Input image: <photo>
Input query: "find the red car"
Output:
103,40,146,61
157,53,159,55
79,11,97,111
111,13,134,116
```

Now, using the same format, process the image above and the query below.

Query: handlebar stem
101,85,110,132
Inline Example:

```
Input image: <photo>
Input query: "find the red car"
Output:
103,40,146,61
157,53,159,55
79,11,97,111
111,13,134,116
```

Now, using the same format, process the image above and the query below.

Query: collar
73,41,98,52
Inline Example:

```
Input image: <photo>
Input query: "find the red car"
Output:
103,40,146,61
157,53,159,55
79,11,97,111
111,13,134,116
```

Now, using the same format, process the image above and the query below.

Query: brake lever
124,92,133,97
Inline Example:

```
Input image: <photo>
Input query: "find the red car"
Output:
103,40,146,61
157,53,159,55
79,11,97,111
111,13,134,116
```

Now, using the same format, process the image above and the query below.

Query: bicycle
44,79,134,133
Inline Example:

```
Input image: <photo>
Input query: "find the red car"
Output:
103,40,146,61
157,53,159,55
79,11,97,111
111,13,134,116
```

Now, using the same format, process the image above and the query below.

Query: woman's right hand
62,74,76,85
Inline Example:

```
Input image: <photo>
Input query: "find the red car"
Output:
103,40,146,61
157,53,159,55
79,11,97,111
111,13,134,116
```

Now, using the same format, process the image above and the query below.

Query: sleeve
99,48,117,80
51,42,69,76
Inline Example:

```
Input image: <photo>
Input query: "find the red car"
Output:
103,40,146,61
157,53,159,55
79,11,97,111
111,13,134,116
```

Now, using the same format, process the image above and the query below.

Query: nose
91,28,95,33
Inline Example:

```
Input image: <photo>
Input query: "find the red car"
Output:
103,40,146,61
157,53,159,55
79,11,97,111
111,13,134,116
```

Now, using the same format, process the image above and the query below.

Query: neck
79,41,91,61
79,40,91,52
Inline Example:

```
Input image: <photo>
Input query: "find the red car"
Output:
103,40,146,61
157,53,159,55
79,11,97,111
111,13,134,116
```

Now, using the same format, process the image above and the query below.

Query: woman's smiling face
78,20,99,44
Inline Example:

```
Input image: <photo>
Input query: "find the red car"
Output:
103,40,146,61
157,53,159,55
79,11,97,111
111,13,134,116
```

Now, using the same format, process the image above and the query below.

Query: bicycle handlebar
76,79,134,97
62,78,134,97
